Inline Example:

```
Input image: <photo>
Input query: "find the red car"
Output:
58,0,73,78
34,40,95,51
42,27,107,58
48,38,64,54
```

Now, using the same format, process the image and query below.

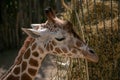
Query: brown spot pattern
21,73,32,80
72,49,77,54
7,74,19,80
46,44,50,51
24,37,33,48
30,39,35,45
40,57,43,60
68,53,72,56
16,55,23,65
53,51,57,54
32,43,37,50
55,47,62,53
49,44,53,51
76,40,82,47
38,47,44,53
51,40,57,46
29,58,38,67
24,48,31,59
62,54,66,56
28,68,37,76
15,37,33,64
13,67,20,75
68,46,72,50
61,47,68,53
32,51,39,57
22,61,27,72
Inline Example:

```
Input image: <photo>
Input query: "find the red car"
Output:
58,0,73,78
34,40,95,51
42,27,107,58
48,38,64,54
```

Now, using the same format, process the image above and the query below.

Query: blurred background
0,0,120,80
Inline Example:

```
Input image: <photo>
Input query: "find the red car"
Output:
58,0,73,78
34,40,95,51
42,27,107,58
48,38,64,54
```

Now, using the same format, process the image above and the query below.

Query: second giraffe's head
22,7,98,63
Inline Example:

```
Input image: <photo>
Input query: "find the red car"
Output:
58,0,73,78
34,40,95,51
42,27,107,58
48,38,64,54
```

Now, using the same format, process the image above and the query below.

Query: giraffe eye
55,37,65,41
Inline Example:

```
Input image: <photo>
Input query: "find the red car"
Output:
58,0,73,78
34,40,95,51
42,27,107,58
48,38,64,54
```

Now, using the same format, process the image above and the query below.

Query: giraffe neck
0,37,46,80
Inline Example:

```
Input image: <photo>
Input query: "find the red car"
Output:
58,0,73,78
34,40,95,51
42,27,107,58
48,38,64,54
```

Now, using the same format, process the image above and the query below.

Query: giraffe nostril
89,49,95,54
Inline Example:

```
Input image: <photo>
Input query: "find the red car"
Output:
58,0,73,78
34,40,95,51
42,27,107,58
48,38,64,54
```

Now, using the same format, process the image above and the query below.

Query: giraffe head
22,7,98,63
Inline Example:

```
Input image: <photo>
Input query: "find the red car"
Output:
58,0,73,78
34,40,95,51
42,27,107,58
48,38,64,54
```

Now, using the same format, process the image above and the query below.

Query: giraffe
0,7,98,80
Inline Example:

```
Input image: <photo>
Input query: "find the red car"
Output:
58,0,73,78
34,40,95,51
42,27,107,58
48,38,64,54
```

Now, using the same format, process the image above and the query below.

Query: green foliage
60,0,120,80
88,30,120,80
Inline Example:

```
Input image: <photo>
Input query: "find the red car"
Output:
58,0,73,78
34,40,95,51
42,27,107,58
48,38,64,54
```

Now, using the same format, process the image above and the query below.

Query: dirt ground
0,49,60,80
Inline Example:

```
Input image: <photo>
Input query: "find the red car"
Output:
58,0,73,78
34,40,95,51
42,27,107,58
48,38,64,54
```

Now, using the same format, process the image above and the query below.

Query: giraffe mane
0,37,34,79
15,37,34,65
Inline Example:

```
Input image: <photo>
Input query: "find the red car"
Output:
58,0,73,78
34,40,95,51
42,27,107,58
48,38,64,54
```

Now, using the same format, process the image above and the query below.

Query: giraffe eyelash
55,37,65,41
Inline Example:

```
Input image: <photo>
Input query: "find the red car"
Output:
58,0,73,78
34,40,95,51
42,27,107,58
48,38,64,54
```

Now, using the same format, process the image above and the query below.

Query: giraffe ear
22,28,40,38
31,24,40,30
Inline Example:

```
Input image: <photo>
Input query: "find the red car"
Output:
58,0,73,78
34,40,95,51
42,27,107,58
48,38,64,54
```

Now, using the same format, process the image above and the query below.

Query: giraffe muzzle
80,45,99,62
87,50,99,63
